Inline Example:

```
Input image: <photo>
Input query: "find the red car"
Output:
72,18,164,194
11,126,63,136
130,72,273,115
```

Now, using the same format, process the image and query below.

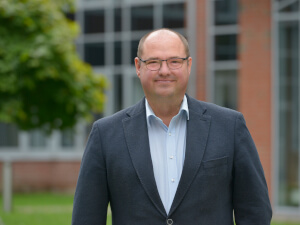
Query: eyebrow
144,56,182,60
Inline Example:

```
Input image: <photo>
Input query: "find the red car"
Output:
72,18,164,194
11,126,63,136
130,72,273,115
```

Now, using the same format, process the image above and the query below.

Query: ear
187,57,192,74
134,57,141,78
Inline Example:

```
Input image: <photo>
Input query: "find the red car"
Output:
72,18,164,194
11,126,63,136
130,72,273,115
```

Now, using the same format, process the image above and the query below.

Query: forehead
142,31,185,58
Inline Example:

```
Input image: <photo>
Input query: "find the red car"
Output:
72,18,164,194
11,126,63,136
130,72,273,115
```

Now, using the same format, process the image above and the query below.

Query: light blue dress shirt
145,95,189,214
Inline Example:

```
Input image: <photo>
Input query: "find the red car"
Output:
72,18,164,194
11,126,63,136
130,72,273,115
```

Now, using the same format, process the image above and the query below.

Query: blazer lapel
122,99,167,217
169,97,211,216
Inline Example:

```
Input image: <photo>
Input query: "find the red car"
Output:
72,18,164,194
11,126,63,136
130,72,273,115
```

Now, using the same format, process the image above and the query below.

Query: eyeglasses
138,57,189,71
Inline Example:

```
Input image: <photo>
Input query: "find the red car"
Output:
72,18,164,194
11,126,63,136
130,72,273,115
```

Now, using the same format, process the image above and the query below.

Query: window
0,123,18,147
214,34,237,61
209,0,239,117
214,0,238,25
84,43,105,66
163,3,185,28
114,8,122,32
29,130,46,147
114,41,122,65
131,40,139,65
214,70,237,110
131,6,153,31
279,1,299,12
84,10,105,34
278,20,299,207
114,74,123,112
61,129,75,147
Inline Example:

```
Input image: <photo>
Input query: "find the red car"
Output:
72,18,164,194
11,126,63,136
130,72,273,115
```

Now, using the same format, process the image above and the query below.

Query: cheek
177,73,190,89
177,71,189,81
141,70,154,81
139,74,152,89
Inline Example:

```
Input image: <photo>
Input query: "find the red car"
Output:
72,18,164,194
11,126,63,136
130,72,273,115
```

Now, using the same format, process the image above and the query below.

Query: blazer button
166,218,173,225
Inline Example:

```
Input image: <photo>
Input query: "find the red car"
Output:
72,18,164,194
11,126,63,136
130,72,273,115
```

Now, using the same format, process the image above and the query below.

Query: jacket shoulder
93,98,145,128
188,96,240,118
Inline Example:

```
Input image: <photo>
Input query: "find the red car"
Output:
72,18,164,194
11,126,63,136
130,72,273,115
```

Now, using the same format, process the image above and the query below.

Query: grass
272,223,300,225
0,192,299,225
0,192,112,225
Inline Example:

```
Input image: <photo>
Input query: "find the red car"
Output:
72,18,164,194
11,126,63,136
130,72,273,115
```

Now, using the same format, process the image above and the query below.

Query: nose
159,60,170,75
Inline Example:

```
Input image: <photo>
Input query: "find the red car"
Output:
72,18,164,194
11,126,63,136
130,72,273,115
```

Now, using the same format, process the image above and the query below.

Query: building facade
0,0,299,218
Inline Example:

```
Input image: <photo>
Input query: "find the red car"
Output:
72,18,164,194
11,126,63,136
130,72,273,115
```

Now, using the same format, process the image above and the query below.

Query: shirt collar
145,95,190,124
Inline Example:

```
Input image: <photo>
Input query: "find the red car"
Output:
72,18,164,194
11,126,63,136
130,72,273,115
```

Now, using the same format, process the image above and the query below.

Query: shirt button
169,155,174,159
171,178,175,183
168,132,171,136
167,219,173,225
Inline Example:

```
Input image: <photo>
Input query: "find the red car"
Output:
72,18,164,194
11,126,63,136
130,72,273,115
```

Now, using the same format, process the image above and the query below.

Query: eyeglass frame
138,56,189,71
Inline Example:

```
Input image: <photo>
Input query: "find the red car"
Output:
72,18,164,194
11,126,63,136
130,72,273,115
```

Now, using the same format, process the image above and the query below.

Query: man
72,28,272,225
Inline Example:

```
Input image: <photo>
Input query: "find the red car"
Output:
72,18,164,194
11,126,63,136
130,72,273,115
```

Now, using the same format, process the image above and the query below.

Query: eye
146,60,159,65
169,59,181,64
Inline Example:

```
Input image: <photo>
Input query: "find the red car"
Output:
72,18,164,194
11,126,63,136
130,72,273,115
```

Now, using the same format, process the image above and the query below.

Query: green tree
0,0,107,132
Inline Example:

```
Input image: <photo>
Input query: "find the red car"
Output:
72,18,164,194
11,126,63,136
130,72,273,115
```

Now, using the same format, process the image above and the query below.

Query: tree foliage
0,0,107,132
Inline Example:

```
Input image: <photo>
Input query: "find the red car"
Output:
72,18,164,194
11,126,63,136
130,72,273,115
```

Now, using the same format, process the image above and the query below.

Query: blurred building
0,0,299,219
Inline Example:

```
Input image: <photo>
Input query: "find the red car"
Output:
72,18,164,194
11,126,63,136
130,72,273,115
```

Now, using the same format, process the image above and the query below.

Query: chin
155,92,176,98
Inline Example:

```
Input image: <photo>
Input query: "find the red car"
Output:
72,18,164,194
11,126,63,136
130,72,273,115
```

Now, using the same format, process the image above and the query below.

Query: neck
147,95,184,127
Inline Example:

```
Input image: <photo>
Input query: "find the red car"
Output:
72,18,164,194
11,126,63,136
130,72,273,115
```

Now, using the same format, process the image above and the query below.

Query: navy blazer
72,95,272,225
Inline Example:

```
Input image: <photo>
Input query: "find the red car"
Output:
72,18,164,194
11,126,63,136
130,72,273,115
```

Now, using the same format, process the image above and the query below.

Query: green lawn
0,193,111,225
0,192,298,225
272,223,300,225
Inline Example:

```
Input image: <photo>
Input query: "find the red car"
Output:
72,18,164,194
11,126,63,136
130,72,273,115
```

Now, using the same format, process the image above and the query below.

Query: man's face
135,31,192,101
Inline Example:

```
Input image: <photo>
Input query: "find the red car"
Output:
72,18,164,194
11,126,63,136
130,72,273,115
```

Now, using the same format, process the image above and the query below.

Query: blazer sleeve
233,113,272,225
72,123,109,225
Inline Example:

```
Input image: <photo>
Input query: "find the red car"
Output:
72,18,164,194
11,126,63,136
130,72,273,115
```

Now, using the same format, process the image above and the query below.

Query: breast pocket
202,156,228,176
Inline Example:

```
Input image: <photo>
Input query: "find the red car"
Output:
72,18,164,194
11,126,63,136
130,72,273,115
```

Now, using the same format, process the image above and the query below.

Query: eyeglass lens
146,58,185,71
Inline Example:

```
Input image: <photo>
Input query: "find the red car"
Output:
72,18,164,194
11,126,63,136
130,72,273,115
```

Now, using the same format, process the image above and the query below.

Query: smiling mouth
156,80,174,82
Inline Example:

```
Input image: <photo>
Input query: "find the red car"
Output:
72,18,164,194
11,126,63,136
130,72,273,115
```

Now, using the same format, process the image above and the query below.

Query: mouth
155,79,174,83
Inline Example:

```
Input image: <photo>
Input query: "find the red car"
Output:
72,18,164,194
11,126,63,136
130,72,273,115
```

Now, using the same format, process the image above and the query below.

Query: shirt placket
166,120,178,211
